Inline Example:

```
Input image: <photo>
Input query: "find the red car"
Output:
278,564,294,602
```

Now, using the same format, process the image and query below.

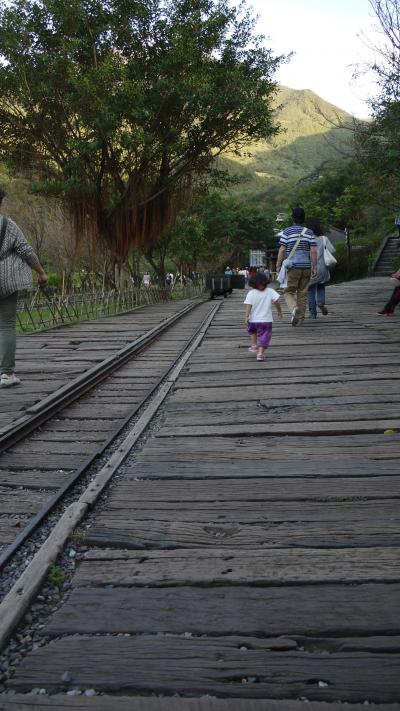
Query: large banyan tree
0,0,283,261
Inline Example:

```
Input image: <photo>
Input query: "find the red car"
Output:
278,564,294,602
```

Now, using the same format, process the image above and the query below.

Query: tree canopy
354,0,400,210
0,0,283,260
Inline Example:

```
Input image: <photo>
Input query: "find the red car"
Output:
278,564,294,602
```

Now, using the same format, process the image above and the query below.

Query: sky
250,0,381,117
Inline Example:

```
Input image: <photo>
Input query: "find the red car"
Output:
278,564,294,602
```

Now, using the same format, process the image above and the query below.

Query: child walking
244,272,282,362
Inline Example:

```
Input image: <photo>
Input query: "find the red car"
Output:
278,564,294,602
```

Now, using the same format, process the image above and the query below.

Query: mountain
222,86,357,201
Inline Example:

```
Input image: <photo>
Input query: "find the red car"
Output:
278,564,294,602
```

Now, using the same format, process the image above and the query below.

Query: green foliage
168,214,206,267
46,272,62,287
0,0,283,256
353,2,400,214
47,564,65,589
330,243,370,283
289,157,394,252
290,162,360,231
172,193,275,270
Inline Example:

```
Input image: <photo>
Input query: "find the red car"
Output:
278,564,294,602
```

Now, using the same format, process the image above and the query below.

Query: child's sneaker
256,354,265,361
0,373,21,388
248,345,258,352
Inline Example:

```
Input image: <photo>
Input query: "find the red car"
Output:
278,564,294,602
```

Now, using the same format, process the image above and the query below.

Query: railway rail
0,296,219,609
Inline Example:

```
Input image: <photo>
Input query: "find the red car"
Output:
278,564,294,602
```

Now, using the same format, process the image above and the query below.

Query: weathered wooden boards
45,583,400,636
5,278,400,703
71,546,400,585
9,635,400,701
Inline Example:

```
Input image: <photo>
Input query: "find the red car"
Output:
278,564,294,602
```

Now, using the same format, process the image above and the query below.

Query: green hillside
223,86,356,201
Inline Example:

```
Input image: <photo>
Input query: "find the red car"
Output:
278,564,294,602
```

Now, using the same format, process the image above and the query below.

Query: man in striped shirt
276,207,317,326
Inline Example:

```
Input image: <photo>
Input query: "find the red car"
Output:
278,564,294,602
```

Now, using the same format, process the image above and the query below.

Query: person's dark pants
308,283,326,318
381,285,400,314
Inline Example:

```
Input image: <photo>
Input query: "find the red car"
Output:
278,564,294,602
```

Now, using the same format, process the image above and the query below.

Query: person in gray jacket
0,188,48,387
306,219,336,319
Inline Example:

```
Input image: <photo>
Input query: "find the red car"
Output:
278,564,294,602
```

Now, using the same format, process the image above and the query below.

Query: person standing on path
0,188,48,388
306,218,336,319
244,272,282,362
275,207,317,326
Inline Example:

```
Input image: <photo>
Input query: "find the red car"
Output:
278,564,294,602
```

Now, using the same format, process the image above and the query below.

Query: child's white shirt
244,287,280,322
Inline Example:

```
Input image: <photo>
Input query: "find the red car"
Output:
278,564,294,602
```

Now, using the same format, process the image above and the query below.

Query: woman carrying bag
306,218,336,319
0,188,48,388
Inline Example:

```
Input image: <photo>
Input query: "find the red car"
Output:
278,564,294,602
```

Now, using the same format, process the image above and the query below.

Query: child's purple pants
247,322,273,349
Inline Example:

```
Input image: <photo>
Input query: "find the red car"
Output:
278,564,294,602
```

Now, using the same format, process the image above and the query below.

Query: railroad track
0,296,220,645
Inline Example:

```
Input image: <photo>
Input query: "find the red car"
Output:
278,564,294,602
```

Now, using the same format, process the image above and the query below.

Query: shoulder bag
323,236,337,267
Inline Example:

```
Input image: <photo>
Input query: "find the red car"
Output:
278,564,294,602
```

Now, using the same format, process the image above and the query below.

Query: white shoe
0,373,21,388
291,307,300,326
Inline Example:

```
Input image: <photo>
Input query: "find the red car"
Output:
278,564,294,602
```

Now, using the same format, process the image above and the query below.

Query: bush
330,243,370,283
46,271,62,288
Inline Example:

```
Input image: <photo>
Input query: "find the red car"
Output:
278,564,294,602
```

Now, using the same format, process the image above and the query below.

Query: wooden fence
16,284,205,333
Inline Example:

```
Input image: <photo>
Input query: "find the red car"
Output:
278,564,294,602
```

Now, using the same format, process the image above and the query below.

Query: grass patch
47,564,65,589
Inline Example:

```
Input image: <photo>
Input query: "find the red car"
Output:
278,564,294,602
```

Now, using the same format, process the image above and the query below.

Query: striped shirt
279,225,316,269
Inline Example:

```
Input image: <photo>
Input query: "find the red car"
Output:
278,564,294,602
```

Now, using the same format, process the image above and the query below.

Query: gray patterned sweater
0,215,41,296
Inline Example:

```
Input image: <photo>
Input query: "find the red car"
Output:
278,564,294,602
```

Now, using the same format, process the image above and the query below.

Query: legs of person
316,283,326,306
284,269,301,314
316,283,328,315
392,286,400,312
308,285,317,318
297,269,311,323
247,322,258,351
380,286,400,314
0,292,18,374
256,323,273,360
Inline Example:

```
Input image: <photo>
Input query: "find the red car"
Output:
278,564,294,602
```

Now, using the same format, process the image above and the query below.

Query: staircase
373,234,400,275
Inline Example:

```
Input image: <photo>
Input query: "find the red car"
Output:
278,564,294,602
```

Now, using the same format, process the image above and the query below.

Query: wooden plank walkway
3,276,400,706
